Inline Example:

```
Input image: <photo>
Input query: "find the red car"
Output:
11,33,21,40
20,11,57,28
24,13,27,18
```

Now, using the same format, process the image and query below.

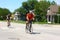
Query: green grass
0,20,47,24
11,20,26,24
0,20,26,24
0,20,6,22
34,22,47,24
12,21,47,24
0,20,60,24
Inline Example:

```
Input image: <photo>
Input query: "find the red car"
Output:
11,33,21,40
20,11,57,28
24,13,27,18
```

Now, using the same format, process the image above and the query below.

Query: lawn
0,20,47,24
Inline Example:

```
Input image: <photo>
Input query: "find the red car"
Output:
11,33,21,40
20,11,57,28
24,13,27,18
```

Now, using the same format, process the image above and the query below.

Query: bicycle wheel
7,20,10,27
29,23,33,33
25,23,29,33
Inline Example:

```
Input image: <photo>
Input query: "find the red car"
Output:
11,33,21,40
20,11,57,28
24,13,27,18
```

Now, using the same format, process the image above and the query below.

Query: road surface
0,21,60,40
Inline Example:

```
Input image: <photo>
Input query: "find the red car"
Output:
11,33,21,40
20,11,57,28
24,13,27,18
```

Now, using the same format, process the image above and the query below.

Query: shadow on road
30,32,40,34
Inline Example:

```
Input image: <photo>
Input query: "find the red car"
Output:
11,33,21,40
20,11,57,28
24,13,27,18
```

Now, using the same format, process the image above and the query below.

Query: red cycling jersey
26,13,34,20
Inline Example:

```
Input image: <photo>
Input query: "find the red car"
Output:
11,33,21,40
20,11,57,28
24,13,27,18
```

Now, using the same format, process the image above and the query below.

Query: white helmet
29,10,33,13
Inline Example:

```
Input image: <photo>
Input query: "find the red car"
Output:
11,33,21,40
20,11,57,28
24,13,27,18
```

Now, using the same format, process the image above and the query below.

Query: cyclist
6,14,11,27
26,11,35,33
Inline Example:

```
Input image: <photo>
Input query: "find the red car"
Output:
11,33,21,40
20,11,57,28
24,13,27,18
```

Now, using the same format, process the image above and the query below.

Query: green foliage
51,1,56,5
0,8,11,20
34,1,51,22
54,15,60,23
58,6,60,14
14,0,56,22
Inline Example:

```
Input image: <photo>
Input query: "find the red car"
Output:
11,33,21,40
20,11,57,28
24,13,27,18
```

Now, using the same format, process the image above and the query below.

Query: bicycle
7,20,11,27
25,21,33,33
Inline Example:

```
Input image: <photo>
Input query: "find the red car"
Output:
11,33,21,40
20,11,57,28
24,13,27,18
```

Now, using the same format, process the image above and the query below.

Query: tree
58,6,60,14
14,0,53,22
35,1,51,22
0,8,11,20
14,0,38,21
51,1,56,5
27,0,38,10
22,0,38,11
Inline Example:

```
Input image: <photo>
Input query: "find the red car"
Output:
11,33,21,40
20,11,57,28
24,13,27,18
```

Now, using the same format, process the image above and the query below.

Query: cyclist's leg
29,20,32,32
7,20,10,27
26,21,28,30
9,20,10,26
7,20,9,26
25,21,29,32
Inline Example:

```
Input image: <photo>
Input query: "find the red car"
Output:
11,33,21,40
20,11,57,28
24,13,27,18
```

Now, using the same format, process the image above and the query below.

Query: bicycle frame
25,22,33,33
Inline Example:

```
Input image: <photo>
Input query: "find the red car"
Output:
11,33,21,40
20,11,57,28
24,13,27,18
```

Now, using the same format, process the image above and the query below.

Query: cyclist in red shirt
26,11,35,33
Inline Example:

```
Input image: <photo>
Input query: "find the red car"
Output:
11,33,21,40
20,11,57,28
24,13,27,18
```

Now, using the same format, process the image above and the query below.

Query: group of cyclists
6,10,35,33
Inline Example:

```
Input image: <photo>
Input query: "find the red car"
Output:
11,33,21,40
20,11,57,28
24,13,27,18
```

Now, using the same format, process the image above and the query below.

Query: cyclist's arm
32,13,35,17
26,14,29,21
26,16,29,23
33,13,35,20
26,15,29,21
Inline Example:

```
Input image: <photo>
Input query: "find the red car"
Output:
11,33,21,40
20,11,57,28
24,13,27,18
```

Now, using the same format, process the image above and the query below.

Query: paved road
0,22,60,40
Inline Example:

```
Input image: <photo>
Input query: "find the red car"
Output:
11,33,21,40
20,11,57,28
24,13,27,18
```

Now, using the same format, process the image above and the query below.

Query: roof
47,4,59,15
49,5,59,12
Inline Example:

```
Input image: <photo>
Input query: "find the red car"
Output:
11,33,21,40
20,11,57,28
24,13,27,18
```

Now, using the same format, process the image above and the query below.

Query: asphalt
0,22,60,40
